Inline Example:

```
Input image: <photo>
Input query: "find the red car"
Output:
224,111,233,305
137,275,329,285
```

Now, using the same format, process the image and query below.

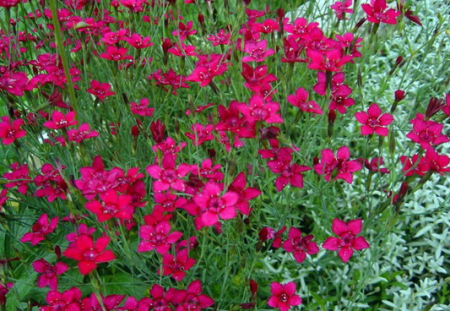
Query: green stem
48,0,79,116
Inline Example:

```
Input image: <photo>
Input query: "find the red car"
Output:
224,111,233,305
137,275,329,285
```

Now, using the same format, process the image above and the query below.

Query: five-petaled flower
0,116,26,145
267,282,302,311
314,146,362,184
322,218,370,263
21,214,59,246
63,234,116,275
355,103,393,136
282,228,319,263
32,259,68,290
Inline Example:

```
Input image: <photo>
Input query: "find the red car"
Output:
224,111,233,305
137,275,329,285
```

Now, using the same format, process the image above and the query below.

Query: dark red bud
150,119,166,143
55,246,61,260
249,279,258,297
394,90,406,102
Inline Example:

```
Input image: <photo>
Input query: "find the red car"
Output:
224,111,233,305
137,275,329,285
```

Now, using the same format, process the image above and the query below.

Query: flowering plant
0,0,448,310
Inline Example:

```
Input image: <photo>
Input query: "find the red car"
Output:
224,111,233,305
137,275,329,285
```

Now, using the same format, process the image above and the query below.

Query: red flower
85,190,134,222
267,148,311,191
287,87,323,115
307,48,353,72
228,172,261,215
130,98,154,117
171,280,215,311
63,235,115,275
0,116,26,145
406,113,449,150
161,249,196,281
67,123,99,143
267,282,302,311
124,33,153,49
242,40,275,63
87,80,115,101
40,287,82,311
138,220,183,254
207,29,232,46
191,182,238,228
43,111,77,130
99,46,133,61
314,146,362,183
361,0,400,24
364,157,390,174
21,214,59,246
146,154,191,192
330,0,353,20
3,162,31,194
172,21,197,41
32,259,68,290
282,228,319,263
186,54,229,87
322,218,370,263
238,94,283,124
355,103,393,136
185,124,215,146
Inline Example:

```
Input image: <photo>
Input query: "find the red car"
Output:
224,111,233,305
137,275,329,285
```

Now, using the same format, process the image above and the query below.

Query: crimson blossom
314,146,362,183
188,182,239,229
146,154,191,192
267,282,302,311
354,103,394,136
406,113,449,150
32,259,68,290
0,116,26,145
63,235,115,275
39,287,82,311
362,0,401,24
322,218,370,263
21,214,59,246
282,228,319,263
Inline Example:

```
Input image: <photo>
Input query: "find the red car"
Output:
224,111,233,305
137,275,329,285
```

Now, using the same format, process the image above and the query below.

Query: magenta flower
21,214,59,246
40,287,82,311
124,33,153,49
322,218,370,263
185,123,215,146
267,148,311,191
3,162,31,194
314,146,362,183
63,235,115,275
99,46,133,61
67,123,99,143
242,40,275,63
146,154,191,192
172,21,197,41
287,87,323,115
238,94,283,124
85,190,134,222
307,48,353,72
355,103,393,136
172,280,215,311
282,228,319,263
406,113,449,150
192,182,238,227
0,116,26,145
361,0,400,24
32,259,68,290
87,80,115,101
267,282,302,311
161,249,196,281
138,220,183,254
330,0,353,20
43,111,77,130
130,98,154,117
